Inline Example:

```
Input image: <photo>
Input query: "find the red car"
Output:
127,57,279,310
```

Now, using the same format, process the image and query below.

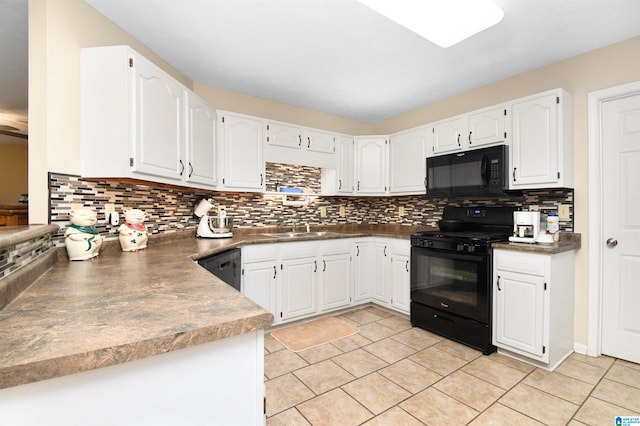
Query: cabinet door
267,122,302,149
336,136,355,194
305,129,335,154
185,91,217,187
220,113,265,190
133,54,184,180
353,242,372,302
371,241,389,304
319,252,352,311
511,93,559,187
280,256,318,321
494,270,546,359
389,127,429,194
432,116,466,155
390,253,410,314
468,106,507,148
243,260,277,319
355,136,388,194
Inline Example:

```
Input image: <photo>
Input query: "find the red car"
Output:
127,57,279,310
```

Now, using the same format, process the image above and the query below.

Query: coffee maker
508,211,540,243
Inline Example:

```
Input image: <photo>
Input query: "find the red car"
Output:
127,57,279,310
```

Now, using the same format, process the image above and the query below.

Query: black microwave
426,145,509,198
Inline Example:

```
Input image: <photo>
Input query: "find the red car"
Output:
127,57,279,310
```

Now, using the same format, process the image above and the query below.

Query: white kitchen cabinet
389,241,411,314
336,135,355,194
371,240,390,304
431,115,467,155
353,241,373,302
82,45,204,187
304,129,335,154
318,240,352,312
468,105,508,148
355,136,388,195
265,121,336,168
218,111,265,191
242,245,278,321
184,91,217,187
510,89,573,189
493,248,575,371
279,243,318,322
389,126,430,195
267,122,302,149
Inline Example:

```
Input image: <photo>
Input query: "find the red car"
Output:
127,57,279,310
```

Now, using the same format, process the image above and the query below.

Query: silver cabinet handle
323,260,326,272
188,162,193,178
606,238,618,248
356,245,360,256
497,275,501,291
273,266,276,279
298,135,302,146
260,173,264,186
307,137,311,148
179,160,185,176
513,167,517,182
384,246,387,257
314,260,317,273
405,260,409,272
338,179,342,190
469,131,472,144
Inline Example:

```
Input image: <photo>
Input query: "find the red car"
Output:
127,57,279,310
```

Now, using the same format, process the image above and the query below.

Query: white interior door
601,93,640,363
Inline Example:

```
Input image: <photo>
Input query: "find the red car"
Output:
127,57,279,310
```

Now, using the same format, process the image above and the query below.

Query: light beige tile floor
265,306,640,425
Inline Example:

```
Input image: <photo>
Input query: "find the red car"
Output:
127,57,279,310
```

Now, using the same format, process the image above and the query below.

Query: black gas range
410,206,516,354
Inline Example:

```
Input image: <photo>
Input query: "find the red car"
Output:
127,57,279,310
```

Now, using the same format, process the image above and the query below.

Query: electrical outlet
398,207,405,217
320,206,327,218
339,206,345,217
558,204,570,220
104,203,115,220
217,205,226,214
528,205,539,212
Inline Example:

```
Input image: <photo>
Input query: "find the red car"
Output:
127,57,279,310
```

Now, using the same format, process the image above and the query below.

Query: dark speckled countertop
0,224,427,390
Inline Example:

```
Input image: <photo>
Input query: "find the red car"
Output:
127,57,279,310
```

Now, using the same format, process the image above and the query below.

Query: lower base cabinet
492,248,575,370
242,237,410,324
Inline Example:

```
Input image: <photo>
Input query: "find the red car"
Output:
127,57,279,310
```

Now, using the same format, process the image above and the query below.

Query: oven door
410,246,491,323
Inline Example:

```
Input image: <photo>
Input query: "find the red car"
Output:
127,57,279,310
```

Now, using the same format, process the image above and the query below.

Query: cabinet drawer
243,244,279,262
494,250,547,276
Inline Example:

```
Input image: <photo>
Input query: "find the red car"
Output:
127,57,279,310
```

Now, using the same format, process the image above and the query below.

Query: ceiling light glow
359,0,504,48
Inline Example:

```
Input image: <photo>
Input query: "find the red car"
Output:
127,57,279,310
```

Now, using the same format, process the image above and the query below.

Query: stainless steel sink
264,231,345,239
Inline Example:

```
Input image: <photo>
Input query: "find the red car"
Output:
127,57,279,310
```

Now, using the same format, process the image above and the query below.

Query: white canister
547,213,559,234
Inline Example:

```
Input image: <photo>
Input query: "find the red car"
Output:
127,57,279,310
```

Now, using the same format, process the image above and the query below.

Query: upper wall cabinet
431,115,468,155
468,105,508,148
355,136,388,195
336,135,355,194
389,125,430,195
218,111,265,192
81,45,217,190
264,121,336,169
185,91,217,187
510,89,573,189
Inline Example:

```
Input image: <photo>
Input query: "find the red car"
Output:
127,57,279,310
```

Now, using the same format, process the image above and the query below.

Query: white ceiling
2,0,640,136
82,0,640,123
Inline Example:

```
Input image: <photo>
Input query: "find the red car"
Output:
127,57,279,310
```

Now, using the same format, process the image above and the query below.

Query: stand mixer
194,198,233,238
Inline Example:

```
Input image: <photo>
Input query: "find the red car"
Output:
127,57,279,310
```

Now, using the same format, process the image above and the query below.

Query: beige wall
194,84,372,136
31,0,640,346
0,136,28,204
372,35,640,346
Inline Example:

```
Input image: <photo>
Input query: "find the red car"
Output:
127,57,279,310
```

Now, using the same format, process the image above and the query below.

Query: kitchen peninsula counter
0,224,427,391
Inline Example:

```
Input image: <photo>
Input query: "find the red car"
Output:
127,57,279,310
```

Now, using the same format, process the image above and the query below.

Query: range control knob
467,245,476,253
456,244,465,251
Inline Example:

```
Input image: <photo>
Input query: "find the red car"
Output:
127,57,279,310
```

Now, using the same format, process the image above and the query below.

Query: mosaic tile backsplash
0,233,54,279
49,164,574,244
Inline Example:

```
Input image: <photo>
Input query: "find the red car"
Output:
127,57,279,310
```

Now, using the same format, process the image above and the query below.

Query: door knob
606,238,618,248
